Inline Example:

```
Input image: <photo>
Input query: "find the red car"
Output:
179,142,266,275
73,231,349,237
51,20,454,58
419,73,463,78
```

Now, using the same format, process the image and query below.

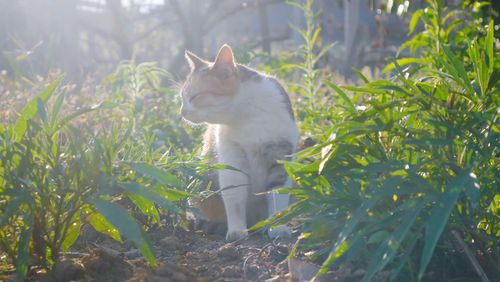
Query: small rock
218,243,240,260
159,235,184,251
195,265,208,273
245,264,260,279
154,262,173,276
51,258,85,282
184,251,198,259
222,265,241,278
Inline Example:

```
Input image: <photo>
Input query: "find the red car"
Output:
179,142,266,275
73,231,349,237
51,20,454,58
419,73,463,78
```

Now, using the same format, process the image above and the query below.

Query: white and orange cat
180,44,298,241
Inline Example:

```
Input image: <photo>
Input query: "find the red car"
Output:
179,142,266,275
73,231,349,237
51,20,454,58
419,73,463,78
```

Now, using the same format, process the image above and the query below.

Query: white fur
215,78,299,241
182,71,298,241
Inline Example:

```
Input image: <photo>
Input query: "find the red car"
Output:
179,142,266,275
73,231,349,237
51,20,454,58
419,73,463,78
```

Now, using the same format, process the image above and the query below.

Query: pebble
159,235,184,251
245,264,260,278
217,243,240,260
222,265,241,278
51,258,85,281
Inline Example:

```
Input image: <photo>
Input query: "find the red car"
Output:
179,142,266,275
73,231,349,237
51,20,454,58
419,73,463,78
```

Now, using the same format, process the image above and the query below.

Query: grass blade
418,172,468,280
324,80,356,114
13,77,62,140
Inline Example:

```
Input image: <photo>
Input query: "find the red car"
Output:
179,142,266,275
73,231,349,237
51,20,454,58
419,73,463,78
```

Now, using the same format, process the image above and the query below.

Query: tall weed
257,0,499,280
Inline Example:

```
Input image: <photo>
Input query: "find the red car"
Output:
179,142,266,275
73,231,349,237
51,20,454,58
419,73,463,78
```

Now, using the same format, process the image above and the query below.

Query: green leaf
51,102,106,135
316,177,405,278
15,210,33,282
0,196,24,228
324,80,356,114
152,185,192,201
13,76,63,140
120,182,184,215
485,20,494,74
36,98,48,125
129,162,183,187
441,45,474,95
382,57,426,74
316,196,381,277
418,172,468,280
92,198,157,266
50,92,65,129
61,220,81,252
128,193,161,224
87,212,122,242
367,230,390,244
408,10,423,35
352,68,369,84
362,199,424,282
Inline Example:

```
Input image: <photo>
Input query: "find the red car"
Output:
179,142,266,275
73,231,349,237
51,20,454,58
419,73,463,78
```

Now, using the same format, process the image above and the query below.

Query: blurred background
0,0,475,81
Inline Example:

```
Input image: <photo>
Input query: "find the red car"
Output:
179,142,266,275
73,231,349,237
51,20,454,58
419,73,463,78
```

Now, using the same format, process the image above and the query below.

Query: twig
58,251,89,258
243,242,274,280
451,230,490,282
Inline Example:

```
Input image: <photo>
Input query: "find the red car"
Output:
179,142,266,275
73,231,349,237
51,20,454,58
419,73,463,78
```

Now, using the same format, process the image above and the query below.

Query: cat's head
180,44,240,124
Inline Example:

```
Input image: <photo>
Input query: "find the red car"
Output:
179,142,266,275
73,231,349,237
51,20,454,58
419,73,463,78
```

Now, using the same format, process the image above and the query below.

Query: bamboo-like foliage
254,0,499,280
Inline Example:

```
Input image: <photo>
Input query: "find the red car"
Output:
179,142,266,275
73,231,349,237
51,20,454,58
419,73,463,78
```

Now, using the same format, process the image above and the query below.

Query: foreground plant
258,0,498,281
0,62,192,280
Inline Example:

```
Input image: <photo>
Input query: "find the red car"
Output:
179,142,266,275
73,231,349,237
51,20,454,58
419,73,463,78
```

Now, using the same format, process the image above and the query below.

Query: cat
180,44,298,241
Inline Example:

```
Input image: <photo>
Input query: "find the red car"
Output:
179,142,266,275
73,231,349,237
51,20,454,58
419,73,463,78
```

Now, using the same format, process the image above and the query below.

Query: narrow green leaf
316,197,380,276
152,185,192,201
15,210,33,282
92,198,157,266
61,221,81,252
120,182,184,215
51,102,105,135
36,98,48,125
50,92,65,129
129,162,183,187
362,199,424,282
352,68,369,84
485,20,494,73
0,196,24,228
408,10,423,35
316,177,405,278
311,28,321,47
128,193,161,224
324,80,356,114
441,45,474,95
14,76,62,140
87,212,122,242
418,172,468,280
382,57,425,73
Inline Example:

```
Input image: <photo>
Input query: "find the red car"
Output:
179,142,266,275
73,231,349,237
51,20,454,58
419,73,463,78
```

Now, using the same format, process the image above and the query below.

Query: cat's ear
185,50,206,70
214,44,236,68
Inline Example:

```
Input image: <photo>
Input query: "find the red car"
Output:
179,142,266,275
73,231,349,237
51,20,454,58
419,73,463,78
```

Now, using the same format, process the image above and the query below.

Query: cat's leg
218,143,250,241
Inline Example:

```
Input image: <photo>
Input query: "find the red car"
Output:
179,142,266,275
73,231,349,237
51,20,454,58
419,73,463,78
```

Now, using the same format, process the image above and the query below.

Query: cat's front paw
268,225,291,240
226,229,248,242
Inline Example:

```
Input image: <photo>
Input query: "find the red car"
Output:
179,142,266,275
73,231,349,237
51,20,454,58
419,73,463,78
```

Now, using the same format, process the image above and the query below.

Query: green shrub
0,62,194,280
256,0,499,280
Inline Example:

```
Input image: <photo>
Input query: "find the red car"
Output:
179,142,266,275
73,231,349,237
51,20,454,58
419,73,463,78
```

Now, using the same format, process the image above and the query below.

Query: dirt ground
1,224,296,282
0,222,398,281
